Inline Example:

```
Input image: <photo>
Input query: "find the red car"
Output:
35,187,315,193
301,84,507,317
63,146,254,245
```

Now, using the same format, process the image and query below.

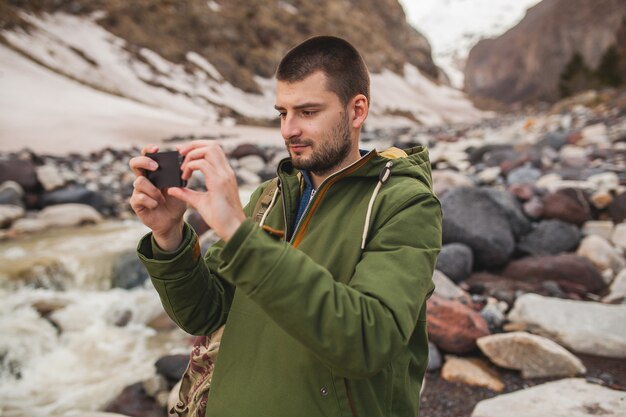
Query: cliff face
1,0,440,92
464,0,626,105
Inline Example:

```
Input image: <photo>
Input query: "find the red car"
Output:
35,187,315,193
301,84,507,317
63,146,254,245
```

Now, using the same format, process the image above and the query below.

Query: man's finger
141,144,159,156
181,158,213,182
130,192,159,211
129,155,159,177
133,176,165,203
167,187,203,209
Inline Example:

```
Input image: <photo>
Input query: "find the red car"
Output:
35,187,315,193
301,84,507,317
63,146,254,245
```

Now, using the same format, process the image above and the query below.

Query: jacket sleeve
137,184,267,336
216,191,442,378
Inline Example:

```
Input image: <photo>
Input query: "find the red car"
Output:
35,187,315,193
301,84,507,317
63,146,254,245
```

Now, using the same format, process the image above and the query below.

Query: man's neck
309,148,363,189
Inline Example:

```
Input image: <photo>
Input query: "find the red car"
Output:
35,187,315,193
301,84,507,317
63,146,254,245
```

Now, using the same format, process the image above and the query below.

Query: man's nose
281,114,302,140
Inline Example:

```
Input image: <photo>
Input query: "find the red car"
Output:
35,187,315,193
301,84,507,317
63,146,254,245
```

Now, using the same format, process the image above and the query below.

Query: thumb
167,187,203,209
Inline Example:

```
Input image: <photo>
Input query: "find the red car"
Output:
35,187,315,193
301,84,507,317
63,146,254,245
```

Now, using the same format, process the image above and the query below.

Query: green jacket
138,146,442,417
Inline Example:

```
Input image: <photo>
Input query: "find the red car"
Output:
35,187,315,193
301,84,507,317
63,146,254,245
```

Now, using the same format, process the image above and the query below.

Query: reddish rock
508,184,535,201
427,295,490,353
501,254,606,294
541,188,591,226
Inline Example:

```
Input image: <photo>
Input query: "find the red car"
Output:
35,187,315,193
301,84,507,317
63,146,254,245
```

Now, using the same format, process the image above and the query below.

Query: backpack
169,178,280,417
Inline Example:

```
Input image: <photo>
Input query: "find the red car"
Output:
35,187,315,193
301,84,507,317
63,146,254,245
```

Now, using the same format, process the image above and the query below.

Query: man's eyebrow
274,102,325,111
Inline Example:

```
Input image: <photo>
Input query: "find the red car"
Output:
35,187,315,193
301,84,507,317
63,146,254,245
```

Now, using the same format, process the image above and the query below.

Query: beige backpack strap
252,178,280,224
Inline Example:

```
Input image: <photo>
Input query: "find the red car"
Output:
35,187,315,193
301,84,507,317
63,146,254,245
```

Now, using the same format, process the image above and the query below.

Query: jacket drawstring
361,161,393,250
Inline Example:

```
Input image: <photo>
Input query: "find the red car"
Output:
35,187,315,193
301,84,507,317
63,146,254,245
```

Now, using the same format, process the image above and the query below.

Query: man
130,36,441,417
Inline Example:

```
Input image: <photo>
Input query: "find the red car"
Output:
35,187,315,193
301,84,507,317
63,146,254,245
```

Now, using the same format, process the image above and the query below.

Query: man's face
275,71,355,176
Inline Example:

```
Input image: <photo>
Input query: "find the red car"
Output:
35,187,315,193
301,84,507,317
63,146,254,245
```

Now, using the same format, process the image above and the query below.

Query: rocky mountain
464,0,626,105
0,0,483,138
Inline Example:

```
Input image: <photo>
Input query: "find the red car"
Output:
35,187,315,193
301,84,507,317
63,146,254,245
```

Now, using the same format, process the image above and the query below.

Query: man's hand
169,140,246,242
129,145,187,251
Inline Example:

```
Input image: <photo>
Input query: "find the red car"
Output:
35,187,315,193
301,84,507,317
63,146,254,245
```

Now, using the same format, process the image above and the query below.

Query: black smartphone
145,151,187,189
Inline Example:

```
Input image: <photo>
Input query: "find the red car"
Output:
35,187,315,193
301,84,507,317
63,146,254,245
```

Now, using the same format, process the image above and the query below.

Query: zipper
278,179,289,239
289,151,376,247
344,379,358,417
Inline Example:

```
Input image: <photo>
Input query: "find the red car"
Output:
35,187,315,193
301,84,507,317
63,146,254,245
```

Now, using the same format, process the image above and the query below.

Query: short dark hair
276,36,370,106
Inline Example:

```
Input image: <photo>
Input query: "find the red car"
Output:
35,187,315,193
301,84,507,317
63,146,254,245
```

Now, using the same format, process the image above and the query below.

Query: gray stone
237,155,266,173
427,342,442,371
477,332,586,378
480,299,508,331
432,270,468,300
484,188,532,238
435,243,473,283
611,223,626,252
576,235,625,277
471,378,624,417
0,204,25,228
603,269,626,304
38,203,102,228
112,252,149,289
0,158,38,190
506,165,541,186
517,219,581,256
36,164,66,191
0,181,24,207
508,294,626,358
432,170,474,197
41,185,115,215
441,187,514,268
581,220,614,240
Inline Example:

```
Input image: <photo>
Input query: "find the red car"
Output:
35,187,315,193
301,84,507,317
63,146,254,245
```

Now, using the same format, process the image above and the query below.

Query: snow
399,0,542,87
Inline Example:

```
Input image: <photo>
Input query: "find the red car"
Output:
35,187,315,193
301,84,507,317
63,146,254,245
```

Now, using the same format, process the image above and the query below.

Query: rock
147,311,178,331
441,356,504,392
603,269,626,304
576,235,625,276
581,220,614,240
483,188,532,238
541,188,591,226
508,183,534,201
432,170,474,197
237,155,266,174
199,229,221,255
590,190,613,209
0,204,25,228
516,220,581,256
10,218,48,234
580,123,609,145
0,181,25,206
477,167,501,185
427,295,490,353
502,254,607,294
477,332,586,378
435,243,473,283
35,164,66,191
432,270,468,301
155,354,189,383
427,342,442,371
607,192,626,223
468,144,514,166
112,252,150,289
465,272,546,305
229,143,264,159
38,203,102,228
441,187,515,268
523,196,543,219
611,223,626,251
143,375,168,397
41,185,115,215
0,158,39,190
104,382,166,417
507,293,626,358
536,131,568,150
236,167,262,185
479,298,508,331
506,165,541,186
471,378,624,417
559,145,588,168
185,209,210,237
587,172,619,192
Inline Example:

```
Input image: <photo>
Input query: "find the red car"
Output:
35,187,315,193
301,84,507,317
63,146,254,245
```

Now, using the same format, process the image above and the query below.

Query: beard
287,111,352,177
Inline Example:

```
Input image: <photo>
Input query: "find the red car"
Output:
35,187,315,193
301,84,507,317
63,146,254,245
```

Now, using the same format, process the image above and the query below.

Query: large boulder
483,188,532,238
426,294,490,353
501,254,606,294
0,181,25,207
37,203,103,228
0,157,39,190
40,185,115,215
603,269,626,304
607,192,626,223
471,378,625,417
441,187,515,268
507,294,626,358
477,332,586,378
516,219,581,256
0,204,25,228
435,243,473,283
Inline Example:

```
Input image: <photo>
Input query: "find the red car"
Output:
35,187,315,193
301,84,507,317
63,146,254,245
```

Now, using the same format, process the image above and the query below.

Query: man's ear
351,94,369,129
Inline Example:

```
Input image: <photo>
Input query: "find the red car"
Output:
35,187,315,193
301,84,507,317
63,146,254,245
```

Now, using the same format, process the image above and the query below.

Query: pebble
441,356,504,392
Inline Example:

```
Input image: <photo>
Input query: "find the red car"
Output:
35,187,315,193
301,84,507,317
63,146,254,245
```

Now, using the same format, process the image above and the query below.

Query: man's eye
302,110,316,117
278,113,286,119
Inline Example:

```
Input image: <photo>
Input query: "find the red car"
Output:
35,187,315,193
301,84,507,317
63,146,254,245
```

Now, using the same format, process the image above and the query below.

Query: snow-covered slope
0,11,484,153
400,0,542,87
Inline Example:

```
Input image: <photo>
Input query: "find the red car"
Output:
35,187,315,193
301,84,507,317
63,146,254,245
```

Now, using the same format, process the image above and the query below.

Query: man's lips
289,144,310,152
